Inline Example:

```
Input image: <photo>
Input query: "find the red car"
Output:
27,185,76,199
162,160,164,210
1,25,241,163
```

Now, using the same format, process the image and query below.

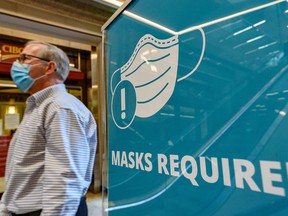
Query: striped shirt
0,84,97,216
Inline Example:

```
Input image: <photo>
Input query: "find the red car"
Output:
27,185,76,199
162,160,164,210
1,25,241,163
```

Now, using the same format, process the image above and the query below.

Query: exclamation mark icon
121,88,126,119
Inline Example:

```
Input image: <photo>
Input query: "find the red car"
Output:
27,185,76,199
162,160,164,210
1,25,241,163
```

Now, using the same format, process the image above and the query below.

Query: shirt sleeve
42,108,96,215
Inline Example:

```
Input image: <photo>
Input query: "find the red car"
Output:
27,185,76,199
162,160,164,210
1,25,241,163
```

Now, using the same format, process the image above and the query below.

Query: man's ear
45,61,57,75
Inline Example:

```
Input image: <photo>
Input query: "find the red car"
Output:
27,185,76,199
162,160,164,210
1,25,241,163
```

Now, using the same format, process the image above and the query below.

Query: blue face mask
10,62,46,92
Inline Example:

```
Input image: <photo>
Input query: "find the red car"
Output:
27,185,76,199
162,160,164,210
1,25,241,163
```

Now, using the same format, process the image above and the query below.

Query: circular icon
111,80,137,129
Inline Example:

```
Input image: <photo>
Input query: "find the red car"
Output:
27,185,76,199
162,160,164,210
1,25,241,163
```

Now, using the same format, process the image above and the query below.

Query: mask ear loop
45,61,57,75
28,61,50,84
177,27,206,82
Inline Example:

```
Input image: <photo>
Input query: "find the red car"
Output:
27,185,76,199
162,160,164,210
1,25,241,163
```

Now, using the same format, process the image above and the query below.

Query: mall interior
0,0,123,215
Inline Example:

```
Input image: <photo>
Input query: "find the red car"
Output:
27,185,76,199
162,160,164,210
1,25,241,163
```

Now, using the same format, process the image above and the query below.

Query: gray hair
25,41,70,81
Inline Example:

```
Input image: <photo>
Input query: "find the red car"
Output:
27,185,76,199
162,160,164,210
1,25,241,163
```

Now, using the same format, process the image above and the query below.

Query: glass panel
104,0,288,215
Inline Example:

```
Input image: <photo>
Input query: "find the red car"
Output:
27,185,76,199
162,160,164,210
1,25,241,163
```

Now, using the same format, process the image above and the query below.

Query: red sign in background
0,43,84,80
0,136,12,177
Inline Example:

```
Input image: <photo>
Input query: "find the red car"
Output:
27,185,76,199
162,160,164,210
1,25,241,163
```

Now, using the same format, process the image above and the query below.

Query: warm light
123,11,177,35
0,83,17,87
150,65,157,73
8,106,16,114
142,51,150,56
141,55,149,65
102,0,123,7
91,53,98,60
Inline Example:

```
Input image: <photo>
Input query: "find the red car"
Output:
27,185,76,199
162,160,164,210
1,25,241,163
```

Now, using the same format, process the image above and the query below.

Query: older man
0,41,97,216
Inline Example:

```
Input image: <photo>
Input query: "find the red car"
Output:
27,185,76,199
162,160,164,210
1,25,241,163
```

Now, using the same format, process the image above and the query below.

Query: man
0,41,97,216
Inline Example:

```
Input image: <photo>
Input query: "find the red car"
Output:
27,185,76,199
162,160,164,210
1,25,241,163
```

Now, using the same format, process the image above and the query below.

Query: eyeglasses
17,53,50,64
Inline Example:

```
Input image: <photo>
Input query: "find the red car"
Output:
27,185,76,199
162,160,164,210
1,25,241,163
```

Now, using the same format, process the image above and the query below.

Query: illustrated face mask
111,29,205,129
11,62,46,92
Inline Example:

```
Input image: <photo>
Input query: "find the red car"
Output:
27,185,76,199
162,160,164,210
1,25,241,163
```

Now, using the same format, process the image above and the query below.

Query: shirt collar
26,84,66,106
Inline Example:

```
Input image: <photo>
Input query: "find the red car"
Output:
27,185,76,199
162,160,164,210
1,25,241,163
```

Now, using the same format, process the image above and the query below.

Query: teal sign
103,0,288,215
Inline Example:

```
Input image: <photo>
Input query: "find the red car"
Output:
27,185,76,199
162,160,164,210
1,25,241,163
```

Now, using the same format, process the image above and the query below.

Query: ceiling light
233,20,266,36
258,41,277,50
246,35,265,43
92,0,123,8
103,0,123,7
233,26,253,36
253,20,266,27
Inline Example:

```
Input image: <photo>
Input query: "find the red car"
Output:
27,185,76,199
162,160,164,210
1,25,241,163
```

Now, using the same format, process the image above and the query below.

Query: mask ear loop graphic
177,27,206,82
110,68,121,94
